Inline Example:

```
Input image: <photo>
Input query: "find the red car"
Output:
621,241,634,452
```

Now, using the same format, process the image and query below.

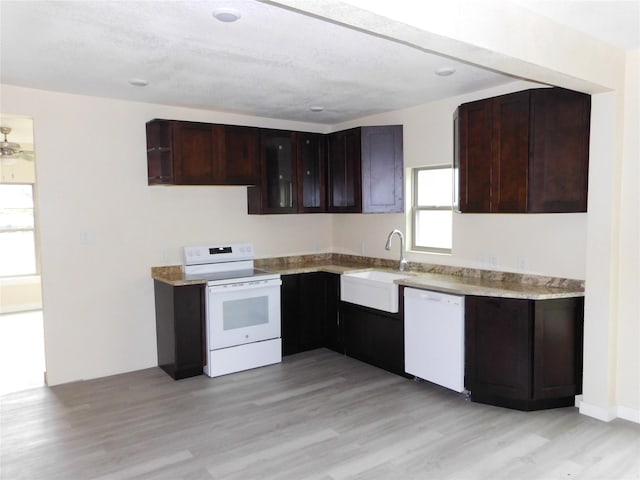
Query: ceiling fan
0,126,34,163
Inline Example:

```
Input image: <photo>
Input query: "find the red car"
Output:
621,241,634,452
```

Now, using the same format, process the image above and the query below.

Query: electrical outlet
517,256,528,272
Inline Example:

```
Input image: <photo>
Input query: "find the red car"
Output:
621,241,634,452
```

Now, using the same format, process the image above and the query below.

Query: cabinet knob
278,145,283,150
306,140,310,145
306,170,311,175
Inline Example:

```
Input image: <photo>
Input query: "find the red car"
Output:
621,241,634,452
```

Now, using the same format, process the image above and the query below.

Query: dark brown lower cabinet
153,280,204,380
465,295,584,411
340,301,406,376
280,273,341,356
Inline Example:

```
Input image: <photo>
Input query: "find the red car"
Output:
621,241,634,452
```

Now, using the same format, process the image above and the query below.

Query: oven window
223,296,269,330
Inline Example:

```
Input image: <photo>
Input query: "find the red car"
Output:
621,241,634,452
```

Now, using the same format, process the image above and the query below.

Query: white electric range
183,243,282,377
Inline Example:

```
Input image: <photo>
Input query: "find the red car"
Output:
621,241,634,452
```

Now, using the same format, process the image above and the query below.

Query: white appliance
183,243,282,378
404,288,465,393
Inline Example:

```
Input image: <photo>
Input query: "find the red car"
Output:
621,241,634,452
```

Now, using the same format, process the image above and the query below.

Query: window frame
0,182,39,278
410,165,453,254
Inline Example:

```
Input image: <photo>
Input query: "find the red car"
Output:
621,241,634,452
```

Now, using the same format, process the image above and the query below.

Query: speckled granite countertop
152,253,584,300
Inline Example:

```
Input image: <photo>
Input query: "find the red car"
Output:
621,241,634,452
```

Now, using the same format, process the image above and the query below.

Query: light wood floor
1,349,638,480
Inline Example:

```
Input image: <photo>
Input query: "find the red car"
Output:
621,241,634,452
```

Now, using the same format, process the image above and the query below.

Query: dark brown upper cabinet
297,132,326,213
327,125,404,214
146,119,259,186
327,128,362,213
455,88,590,213
248,129,298,214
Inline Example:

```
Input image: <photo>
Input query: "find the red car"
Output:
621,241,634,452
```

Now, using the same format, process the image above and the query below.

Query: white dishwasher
404,288,465,393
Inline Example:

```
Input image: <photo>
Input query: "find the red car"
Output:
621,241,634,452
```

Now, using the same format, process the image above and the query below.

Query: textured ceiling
1,1,638,125
0,0,515,124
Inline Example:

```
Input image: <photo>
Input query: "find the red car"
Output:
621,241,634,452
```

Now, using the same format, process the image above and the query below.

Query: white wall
1,84,333,385
332,80,588,280
615,49,640,420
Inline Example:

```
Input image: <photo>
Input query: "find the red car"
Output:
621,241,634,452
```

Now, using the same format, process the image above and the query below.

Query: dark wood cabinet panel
153,280,204,380
361,125,404,213
297,133,326,213
529,89,591,212
327,125,404,214
146,119,258,186
465,297,531,400
327,128,362,213
465,295,584,411
493,91,530,212
220,125,260,185
533,298,584,399
323,273,342,353
341,301,405,376
280,272,341,356
456,88,590,213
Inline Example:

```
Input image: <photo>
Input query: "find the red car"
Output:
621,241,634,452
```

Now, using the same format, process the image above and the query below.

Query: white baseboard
578,399,640,424
617,405,640,424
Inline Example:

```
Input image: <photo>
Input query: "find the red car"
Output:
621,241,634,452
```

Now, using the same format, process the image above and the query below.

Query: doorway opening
0,115,45,395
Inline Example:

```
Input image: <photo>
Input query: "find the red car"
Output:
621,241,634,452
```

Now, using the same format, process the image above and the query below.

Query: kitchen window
0,183,37,277
411,166,453,253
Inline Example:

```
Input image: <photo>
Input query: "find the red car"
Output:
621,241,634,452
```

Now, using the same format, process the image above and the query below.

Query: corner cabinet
153,281,204,380
455,88,590,213
248,124,404,214
327,125,404,213
146,119,259,186
464,295,584,411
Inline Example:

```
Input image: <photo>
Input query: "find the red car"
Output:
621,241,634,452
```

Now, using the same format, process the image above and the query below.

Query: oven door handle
208,279,282,292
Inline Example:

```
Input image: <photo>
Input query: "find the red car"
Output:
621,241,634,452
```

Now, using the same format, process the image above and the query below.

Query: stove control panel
183,243,254,266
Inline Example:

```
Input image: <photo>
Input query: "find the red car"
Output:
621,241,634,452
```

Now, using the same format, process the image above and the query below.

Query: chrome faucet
385,229,407,271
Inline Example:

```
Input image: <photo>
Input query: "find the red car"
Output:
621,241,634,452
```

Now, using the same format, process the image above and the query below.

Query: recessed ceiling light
310,106,324,112
213,7,241,22
435,67,456,77
128,78,149,87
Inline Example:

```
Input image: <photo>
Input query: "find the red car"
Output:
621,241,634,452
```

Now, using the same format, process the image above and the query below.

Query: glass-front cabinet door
297,133,326,213
248,129,297,214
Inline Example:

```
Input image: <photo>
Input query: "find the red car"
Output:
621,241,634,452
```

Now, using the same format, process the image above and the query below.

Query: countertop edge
151,262,584,300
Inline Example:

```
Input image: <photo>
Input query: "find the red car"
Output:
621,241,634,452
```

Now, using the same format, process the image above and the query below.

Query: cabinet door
249,130,297,214
280,274,301,356
361,125,403,213
298,272,328,351
327,128,362,213
323,273,342,353
221,126,259,185
171,121,219,185
529,89,590,212
465,296,531,400
457,100,493,212
533,298,583,399
492,91,530,212
341,302,404,375
297,133,326,213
